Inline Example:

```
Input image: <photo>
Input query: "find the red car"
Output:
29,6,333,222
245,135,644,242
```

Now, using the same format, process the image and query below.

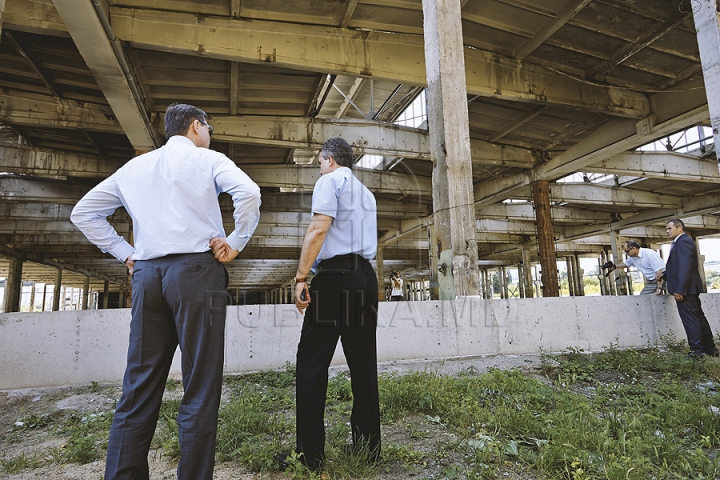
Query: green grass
4,347,720,478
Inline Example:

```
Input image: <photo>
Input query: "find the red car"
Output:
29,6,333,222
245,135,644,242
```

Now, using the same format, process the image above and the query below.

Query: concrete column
427,224,439,300
82,277,90,310
531,181,559,297
422,0,480,299
52,269,62,311
41,284,47,312
521,246,534,298
0,0,5,48
102,281,109,309
376,245,385,301
693,0,720,160
565,257,575,297
5,256,24,313
28,283,36,312
517,264,525,298
573,253,585,296
610,232,628,295
597,257,607,296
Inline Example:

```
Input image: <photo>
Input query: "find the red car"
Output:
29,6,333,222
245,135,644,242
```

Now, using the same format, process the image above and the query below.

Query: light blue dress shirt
311,166,377,272
71,135,261,262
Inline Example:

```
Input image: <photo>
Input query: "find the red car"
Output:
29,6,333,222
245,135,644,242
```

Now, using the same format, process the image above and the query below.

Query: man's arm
212,156,262,263
295,213,333,312
70,175,134,264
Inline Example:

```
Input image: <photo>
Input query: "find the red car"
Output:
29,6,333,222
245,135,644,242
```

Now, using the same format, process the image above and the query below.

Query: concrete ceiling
1,0,720,293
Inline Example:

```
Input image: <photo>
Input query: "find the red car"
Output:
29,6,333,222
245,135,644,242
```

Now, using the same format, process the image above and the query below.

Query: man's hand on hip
210,237,239,263
674,293,684,302
125,254,135,276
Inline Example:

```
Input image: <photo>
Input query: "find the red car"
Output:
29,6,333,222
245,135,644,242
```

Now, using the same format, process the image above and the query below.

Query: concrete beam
51,0,158,150
0,176,91,204
476,203,613,223
110,7,650,118
544,183,682,209
473,83,710,207
0,142,122,177
2,0,68,37
585,152,720,183
0,89,122,132
211,116,429,159
514,0,592,60
241,164,431,197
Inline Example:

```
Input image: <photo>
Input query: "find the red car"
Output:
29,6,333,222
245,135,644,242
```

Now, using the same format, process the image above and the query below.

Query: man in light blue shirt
71,103,260,480
607,241,666,295
280,137,379,471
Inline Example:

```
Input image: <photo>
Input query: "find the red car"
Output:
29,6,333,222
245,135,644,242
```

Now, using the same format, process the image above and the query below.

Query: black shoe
687,352,705,361
274,452,292,471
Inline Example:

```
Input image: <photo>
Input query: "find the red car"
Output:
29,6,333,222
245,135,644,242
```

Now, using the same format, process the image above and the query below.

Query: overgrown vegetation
3,342,720,478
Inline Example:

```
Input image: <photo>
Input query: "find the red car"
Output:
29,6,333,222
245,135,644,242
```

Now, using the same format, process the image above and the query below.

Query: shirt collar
672,232,685,244
166,135,196,147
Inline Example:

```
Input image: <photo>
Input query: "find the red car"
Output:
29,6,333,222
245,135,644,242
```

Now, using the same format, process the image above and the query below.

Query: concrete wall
2,295,719,390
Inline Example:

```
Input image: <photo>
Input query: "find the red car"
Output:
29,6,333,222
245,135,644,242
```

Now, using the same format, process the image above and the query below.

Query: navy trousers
105,252,228,480
295,254,380,469
676,294,717,357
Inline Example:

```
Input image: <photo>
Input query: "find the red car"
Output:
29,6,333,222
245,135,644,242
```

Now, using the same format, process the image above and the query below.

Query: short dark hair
165,103,207,139
624,240,641,250
321,137,354,168
666,218,685,230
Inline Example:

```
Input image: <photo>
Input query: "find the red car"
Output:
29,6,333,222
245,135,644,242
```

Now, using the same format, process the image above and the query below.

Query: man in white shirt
282,137,379,471
71,103,261,480
606,241,665,295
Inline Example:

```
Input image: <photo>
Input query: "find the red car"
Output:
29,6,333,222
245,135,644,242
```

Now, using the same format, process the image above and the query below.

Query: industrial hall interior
2,0,720,312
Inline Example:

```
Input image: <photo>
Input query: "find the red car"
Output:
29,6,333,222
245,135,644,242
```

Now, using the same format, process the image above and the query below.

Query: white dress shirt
71,135,261,262
311,166,377,271
624,248,665,281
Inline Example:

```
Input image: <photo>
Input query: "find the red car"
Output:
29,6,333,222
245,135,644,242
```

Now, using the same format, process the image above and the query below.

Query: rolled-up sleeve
70,175,135,262
213,156,261,252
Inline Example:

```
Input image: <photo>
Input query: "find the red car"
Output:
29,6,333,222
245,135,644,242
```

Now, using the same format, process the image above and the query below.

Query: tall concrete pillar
693,0,720,160
609,232,628,295
427,224,439,299
521,246,534,298
41,284,48,311
102,281,109,309
422,0,480,299
566,257,575,296
5,256,24,313
52,268,62,311
82,276,90,310
573,253,585,296
0,0,5,47
29,283,36,312
376,245,385,301
531,181,559,297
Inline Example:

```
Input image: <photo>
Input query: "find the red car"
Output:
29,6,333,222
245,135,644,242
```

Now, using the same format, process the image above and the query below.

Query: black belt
318,253,368,272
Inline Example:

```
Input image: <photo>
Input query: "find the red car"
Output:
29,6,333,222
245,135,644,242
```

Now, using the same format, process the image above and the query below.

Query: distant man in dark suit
665,218,718,358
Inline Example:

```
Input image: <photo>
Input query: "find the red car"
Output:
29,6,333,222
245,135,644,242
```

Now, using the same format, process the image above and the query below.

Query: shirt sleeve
213,155,261,252
312,174,344,218
70,174,135,263
623,256,636,268
647,250,666,272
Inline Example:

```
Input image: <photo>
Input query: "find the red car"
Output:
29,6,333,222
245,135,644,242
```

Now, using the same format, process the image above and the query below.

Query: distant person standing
72,103,261,480
390,271,404,301
665,218,718,359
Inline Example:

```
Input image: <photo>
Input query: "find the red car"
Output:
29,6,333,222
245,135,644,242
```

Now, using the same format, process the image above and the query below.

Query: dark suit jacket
665,233,705,295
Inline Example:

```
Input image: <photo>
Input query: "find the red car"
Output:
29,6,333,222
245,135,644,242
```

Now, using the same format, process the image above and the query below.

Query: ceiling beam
473,82,710,208
3,30,59,97
0,141,121,177
514,0,592,60
488,105,546,143
585,151,720,183
0,89,122,133
51,0,159,150
2,0,68,37
110,7,650,118
339,0,359,28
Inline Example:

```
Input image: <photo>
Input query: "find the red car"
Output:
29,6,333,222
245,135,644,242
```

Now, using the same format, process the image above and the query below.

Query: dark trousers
676,294,717,356
105,252,228,480
296,254,380,468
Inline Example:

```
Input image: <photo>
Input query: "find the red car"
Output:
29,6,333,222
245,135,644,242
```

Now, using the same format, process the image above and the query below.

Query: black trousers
295,254,380,468
105,252,228,480
676,294,717,356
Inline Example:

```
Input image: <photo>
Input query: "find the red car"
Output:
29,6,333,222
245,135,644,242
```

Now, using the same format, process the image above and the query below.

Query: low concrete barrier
1,295,718,390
